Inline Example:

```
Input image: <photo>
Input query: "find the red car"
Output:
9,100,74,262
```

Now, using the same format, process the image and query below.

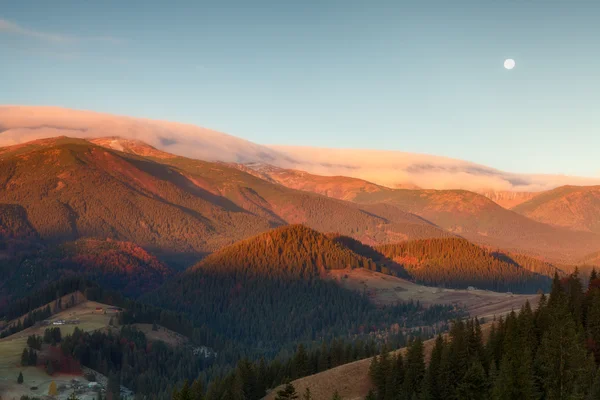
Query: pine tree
403,339,425,399
21,348,29,366
276,383,299,400
190,378,205,400
425,335,444,400
294,344,309,378
456,361,489,400
586,289,600,361
491,312,536,400
536,294,590,400
179,381,192,400
17,371,24,384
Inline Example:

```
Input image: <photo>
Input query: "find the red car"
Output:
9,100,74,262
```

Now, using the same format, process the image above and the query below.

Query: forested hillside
376,238,556,292
144,225,460,352
367,270,600,400
0,238,174,301
0,137,453,268
236,163,600,263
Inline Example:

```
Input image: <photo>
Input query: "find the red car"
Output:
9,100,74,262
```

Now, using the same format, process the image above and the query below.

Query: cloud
0,18,122,45
1,105,599,193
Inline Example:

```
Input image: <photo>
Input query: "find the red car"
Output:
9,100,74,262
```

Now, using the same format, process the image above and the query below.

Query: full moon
504,59,516,70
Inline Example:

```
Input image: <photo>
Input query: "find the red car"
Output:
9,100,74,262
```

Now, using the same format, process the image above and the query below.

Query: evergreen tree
190,378,205,400
492,312,536,400
21,348,29,366
276,383,299,400
294,344,309,378
456,361,488,400
179,381,191,400
331,390,341,400
402,339,425,399
536,289,590,400
424,335,444,400
17,371,24,384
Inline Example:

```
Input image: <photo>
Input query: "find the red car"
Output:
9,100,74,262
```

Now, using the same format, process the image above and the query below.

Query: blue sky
1,0,599,176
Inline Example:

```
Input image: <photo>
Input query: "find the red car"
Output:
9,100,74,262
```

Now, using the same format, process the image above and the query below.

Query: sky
1,0,599,176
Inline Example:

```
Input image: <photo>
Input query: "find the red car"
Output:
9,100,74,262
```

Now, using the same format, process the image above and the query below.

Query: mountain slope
478,189,538,209
2,106,599,192
0,204,38,240
512,185,600,233
234,164,600,262
0,137,276,265
192,225,378,276
0,238,173,299
0,137,454,267
376,238,555,292
145,225,459,350
91,137,452,244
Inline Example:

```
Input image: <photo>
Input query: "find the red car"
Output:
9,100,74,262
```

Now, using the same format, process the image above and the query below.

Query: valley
0,120,599,400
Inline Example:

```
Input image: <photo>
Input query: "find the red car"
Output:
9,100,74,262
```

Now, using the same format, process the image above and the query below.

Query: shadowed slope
145,225,460,351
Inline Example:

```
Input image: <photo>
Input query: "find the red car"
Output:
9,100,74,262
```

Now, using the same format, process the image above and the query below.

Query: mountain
478,189,538,209
0,137,453,268
234,164,600,263
581,251,600,267
2,106,599,193
512,185,600,234
376,238,555,292
0,238,173,300
144,225,459,351
0,204,38,241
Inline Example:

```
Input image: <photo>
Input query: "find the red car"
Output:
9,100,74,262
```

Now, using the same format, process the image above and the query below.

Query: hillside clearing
328,268,539,320
0,300,115,400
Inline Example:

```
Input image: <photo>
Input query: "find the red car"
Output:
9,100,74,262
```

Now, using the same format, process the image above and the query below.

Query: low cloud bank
1,106,598,192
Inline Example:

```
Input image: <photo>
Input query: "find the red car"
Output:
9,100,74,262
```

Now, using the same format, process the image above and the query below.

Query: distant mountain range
2,106,599,194
513,185,600,234
1,134,599,266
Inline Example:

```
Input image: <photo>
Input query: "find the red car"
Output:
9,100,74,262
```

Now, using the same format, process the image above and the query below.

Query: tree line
367,268,600,399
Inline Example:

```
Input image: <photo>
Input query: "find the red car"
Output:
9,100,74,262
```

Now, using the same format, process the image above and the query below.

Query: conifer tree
402,339,425,399
21,348,29,366
456,361,489,400
536,292,590,400
179,381,191,400
424,335,444,400
276,383,299,400
492,312,536,400
17,371,24,384
190,378,205,400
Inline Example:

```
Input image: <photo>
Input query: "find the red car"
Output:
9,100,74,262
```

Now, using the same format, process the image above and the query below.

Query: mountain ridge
2,105,599,192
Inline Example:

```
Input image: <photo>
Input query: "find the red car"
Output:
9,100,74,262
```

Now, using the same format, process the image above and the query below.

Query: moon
504,59,516,70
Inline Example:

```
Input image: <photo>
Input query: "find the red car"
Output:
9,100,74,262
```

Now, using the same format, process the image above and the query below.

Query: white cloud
0,18,122,45
1,105,599,193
